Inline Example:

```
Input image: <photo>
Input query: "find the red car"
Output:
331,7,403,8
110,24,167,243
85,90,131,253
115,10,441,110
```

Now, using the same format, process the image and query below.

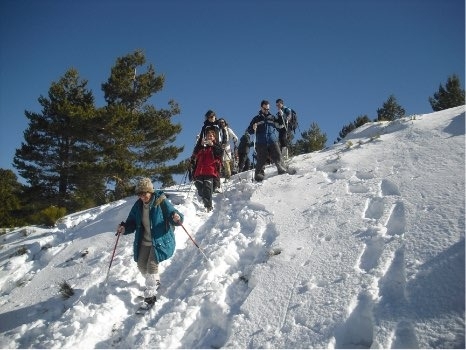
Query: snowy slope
0,106,464,349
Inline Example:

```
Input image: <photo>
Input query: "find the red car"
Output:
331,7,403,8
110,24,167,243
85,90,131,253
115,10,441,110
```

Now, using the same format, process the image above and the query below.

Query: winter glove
204,139,213,146
116,222,125,236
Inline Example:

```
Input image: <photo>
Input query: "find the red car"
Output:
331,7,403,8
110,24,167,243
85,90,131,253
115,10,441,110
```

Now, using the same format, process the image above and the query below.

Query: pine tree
377,95,405,121
137,103,185,186
293,122,327,155
98,50,184,197
0,169,24,228
354,115,371,128
336,115,371,142
429,74,465,111
13,69,101,211
337,122,355,143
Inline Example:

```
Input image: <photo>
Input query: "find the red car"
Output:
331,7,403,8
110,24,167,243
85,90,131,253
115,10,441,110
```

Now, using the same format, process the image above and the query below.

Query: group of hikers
115,98,297,312
189,98,296,212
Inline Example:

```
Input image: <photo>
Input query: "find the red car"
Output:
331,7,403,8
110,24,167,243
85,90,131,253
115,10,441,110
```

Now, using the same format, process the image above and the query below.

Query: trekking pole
177,169,189,192
251,152,257,182
105,223,123,284
180,223,209,262
186,180,194,199
280,111,289,160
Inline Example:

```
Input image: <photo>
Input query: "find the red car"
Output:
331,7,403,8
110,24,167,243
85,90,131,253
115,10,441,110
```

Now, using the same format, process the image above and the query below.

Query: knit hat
205,110,216,119
135,177,154,194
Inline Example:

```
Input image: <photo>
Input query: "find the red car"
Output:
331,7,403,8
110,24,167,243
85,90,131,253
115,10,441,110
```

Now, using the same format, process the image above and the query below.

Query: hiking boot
138,295,157,311
254,173,264,182
144,296,157,305
276,163,288,175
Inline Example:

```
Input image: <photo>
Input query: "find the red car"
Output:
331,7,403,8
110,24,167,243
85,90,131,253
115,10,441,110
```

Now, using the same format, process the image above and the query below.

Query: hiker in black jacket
237,131,252,172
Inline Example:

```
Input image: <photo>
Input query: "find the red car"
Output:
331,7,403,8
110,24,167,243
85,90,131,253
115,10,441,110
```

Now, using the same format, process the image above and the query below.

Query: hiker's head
205,128,217,142
276,98,284,109
261,100,270,112
205,110,216,120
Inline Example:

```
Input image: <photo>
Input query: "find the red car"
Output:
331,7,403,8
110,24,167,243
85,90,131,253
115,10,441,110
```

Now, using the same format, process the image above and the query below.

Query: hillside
0,106,464,348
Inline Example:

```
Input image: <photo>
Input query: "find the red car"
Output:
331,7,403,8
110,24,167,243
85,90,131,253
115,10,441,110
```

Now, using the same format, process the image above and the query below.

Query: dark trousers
195,176,214,209
237,152,250,172
278,129,288,149
254,142,286,180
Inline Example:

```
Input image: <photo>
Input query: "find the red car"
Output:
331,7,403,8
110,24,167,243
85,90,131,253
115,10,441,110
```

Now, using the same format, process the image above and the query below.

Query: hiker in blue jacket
116,177,184,309
247,100,288,181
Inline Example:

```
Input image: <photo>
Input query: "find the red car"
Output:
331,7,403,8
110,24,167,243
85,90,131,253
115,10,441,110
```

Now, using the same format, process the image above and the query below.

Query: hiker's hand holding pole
116,223,125,236
172,213,181,224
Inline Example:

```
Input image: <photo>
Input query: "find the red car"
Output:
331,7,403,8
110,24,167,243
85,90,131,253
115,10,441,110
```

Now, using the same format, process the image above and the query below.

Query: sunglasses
137,192,148,196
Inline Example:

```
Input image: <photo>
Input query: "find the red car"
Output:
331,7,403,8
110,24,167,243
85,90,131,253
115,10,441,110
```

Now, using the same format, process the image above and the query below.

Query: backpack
288,108,298,133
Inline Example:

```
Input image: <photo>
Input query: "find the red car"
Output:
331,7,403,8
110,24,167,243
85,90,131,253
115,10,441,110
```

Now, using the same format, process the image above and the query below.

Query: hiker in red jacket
193,127,223,212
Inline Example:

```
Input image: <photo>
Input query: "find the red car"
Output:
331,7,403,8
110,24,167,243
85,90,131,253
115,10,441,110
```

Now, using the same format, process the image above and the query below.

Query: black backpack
288,108,298,133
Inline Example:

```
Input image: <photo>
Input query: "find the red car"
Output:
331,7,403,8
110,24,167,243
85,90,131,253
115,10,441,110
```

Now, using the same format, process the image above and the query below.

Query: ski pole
105,223,123,283
180,223,209,262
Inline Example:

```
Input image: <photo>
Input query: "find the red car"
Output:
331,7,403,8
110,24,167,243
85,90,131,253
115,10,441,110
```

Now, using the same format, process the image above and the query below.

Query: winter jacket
222,126,238,161
247,110,284,145
123,191,184,263
193,120,227,154
194,142,223,178
278,106,292,129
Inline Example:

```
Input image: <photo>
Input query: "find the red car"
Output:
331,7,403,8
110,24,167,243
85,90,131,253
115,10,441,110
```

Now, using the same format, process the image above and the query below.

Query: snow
0,106,464,349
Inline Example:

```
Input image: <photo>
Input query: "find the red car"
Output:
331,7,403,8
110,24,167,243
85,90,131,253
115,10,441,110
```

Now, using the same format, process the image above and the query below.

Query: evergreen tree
137,103,185,186
294,122,327,155
429,74,465,111
336,115,371,142
354,115,371,128
13,69,101,211
337,122,355,143
0,169,24,228
98,50,184,197
377,95,405,121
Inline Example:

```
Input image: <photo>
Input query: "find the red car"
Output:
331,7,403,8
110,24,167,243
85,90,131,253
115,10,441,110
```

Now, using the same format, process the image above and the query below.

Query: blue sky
1,0,464,182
